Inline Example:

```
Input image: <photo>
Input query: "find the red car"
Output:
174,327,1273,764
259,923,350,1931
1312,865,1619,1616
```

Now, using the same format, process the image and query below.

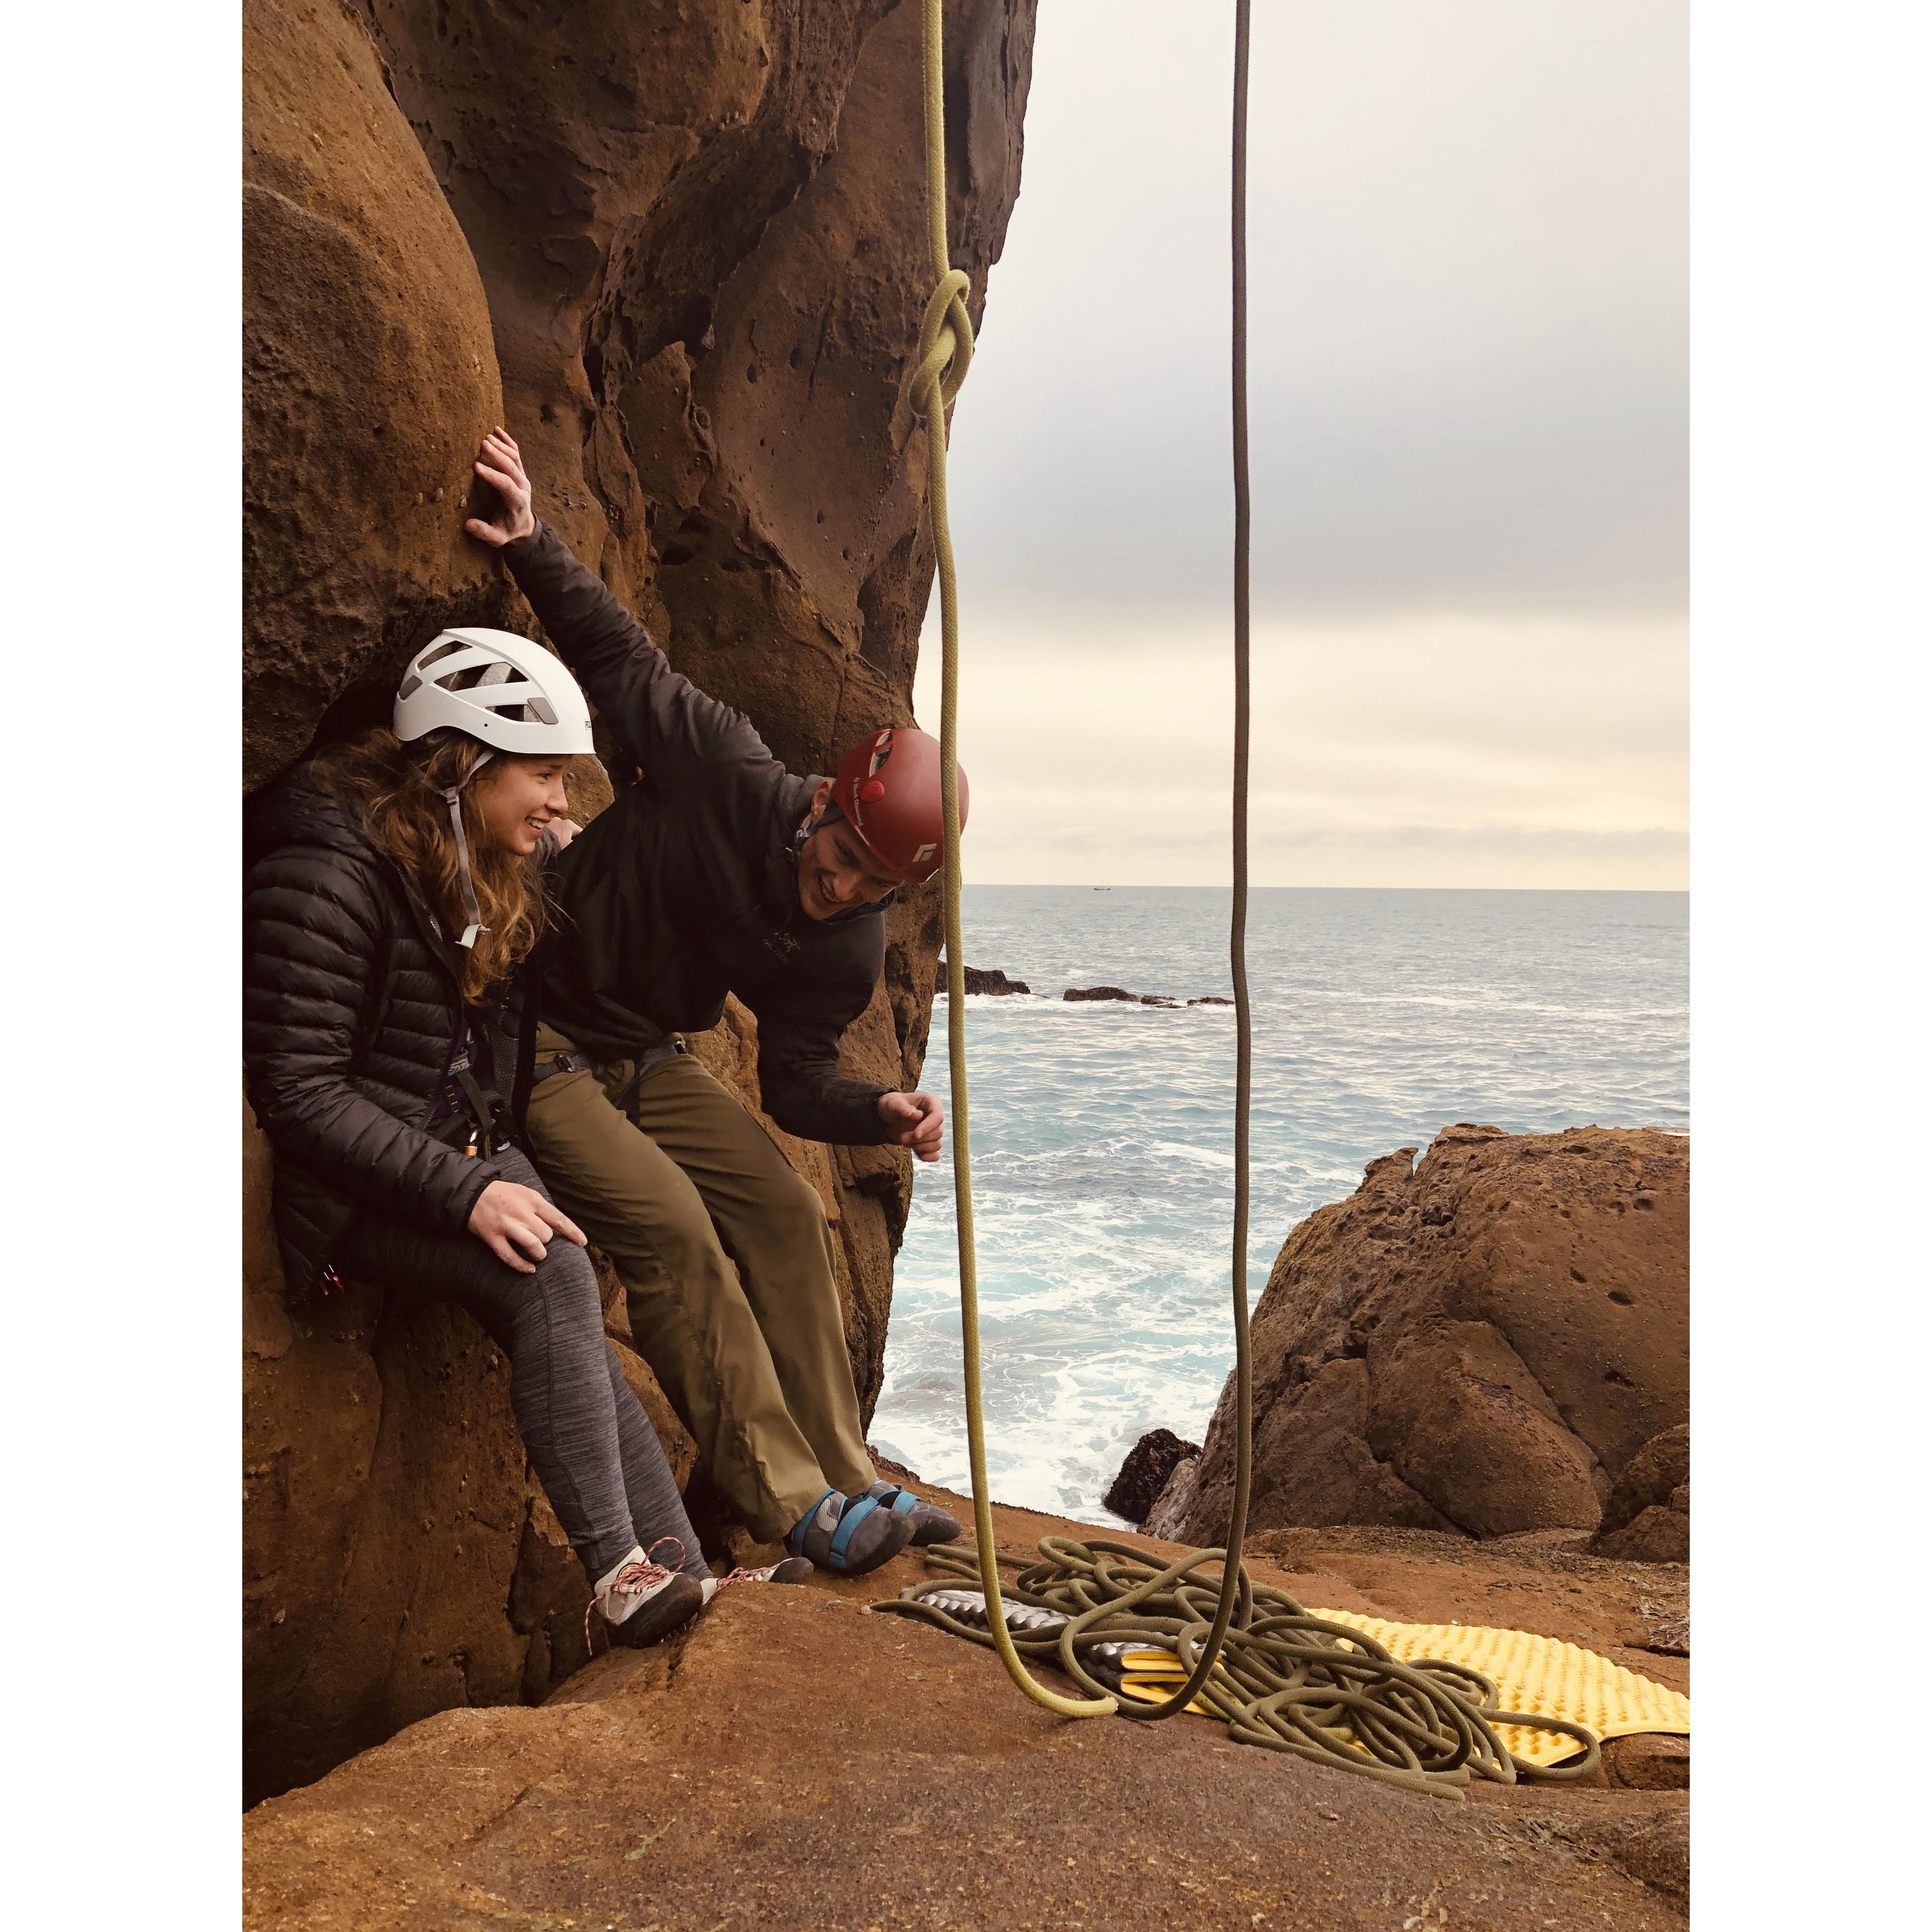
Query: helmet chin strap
440,748,499,949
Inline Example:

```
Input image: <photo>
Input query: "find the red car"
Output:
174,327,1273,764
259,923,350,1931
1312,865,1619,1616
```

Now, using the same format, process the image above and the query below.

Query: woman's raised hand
465,428,538,548
468,1179,587,1272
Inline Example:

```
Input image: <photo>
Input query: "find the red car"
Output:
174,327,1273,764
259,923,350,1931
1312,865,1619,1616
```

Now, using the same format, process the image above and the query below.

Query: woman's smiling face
471,754,571,856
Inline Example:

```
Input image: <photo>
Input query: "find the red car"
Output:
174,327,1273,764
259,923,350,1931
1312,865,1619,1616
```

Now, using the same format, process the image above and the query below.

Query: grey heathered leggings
334,1143,705,1585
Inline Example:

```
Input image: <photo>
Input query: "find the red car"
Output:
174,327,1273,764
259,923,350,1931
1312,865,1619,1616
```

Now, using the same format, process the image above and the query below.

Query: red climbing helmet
831,727,969,885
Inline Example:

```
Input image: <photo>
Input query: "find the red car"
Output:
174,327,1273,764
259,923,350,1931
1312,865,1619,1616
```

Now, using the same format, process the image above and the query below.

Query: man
465,429,962,1577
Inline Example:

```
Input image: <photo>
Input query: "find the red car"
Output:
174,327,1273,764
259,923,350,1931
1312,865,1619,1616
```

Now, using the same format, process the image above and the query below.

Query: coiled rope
911,0,1255,1722
876,1538,1603,1802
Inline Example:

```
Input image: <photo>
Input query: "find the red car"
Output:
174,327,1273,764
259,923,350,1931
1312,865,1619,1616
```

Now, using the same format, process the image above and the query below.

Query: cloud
948,0,1687,620
914,610,1687,888
916,3,1687,885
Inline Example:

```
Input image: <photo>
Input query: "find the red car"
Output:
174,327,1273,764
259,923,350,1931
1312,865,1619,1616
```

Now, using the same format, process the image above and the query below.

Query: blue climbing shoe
864,1480,961,1547
786,1488,916,1576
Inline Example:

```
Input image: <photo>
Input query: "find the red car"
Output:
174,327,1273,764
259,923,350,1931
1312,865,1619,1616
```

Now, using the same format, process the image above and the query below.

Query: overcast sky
913,0,1687,887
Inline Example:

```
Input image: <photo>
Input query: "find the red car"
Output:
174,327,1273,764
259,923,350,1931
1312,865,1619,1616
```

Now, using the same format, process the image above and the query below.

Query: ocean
868,885,1689,1526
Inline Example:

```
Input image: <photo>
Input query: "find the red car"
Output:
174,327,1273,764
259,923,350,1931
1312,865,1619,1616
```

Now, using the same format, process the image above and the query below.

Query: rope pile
876,1538,1602,1803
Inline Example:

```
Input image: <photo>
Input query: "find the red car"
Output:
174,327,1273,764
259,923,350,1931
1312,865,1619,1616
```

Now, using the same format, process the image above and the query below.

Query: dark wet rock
1190,995,1234,1005
958,965,1030,995
1103,1427,1202,1525
1064,986,1140,1002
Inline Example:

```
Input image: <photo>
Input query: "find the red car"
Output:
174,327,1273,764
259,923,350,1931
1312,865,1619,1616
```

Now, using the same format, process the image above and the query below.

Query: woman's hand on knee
468,1181,587,1272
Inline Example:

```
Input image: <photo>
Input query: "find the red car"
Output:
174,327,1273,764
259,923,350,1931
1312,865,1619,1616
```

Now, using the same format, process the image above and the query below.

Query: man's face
797,779,904,919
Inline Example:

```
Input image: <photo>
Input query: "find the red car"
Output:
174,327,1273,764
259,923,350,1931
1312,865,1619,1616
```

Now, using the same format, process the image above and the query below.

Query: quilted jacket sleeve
242,845,502,1232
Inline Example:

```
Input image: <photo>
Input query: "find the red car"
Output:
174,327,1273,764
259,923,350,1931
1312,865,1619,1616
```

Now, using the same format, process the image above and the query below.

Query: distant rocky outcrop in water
1062,986,1233,1008
1103,1427,1201,1525
946,964,1031,995
1064,985,1178,1006
1150,1124,1689,1546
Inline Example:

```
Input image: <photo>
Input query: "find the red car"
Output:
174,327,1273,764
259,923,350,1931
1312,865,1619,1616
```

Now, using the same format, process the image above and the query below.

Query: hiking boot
785,1488,916,1576
591,1544,707,1648
864,1480,962,1547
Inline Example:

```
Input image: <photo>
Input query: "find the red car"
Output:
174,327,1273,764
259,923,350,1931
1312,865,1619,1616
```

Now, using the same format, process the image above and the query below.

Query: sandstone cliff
243,0,1036,1804
1153,1125,1689,1546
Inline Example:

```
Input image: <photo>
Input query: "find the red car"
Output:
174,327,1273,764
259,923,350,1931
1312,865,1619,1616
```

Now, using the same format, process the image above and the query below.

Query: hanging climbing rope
910,0,1256,1721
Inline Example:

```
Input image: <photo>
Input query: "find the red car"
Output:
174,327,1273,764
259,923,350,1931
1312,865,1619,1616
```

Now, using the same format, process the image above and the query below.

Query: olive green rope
876,1538,1603,1802
911,0,1256,1722
915,0,1109,1721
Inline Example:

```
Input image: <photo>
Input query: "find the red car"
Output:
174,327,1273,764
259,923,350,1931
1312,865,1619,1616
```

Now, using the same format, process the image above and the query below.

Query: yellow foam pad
1113,1611,1690,1768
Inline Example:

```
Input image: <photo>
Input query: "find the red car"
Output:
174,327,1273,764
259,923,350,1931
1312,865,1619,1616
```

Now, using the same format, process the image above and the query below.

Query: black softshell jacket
502,521,893,1146
242,770,533,1303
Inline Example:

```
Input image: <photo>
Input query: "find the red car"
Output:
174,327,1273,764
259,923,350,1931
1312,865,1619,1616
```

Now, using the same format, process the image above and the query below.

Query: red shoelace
584,1537,687,1655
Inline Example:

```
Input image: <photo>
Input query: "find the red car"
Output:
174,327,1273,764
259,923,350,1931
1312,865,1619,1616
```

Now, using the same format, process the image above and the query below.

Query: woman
244,627,801,1646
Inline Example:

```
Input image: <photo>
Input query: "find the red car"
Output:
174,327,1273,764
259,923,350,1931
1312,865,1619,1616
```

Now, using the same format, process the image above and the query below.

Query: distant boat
1094,883,1112,891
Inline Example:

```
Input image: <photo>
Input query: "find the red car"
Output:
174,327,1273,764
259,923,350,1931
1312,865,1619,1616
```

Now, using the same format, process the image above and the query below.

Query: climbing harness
913,0,1257,1721
877,1538,1608,1802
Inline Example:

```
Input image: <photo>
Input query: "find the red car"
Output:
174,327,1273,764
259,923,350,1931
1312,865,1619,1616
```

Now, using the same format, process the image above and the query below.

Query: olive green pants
522,1024,875,1542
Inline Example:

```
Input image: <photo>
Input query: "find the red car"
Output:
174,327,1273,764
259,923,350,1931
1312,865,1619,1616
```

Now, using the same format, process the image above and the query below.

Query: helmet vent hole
419,639,466,669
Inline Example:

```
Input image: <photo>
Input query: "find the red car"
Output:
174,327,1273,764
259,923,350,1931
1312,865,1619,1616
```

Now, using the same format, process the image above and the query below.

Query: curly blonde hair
315,728,550,1003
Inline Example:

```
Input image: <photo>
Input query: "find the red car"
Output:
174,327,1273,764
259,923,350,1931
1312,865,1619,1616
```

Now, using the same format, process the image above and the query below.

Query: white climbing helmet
393,628,594,756
392,629,593,951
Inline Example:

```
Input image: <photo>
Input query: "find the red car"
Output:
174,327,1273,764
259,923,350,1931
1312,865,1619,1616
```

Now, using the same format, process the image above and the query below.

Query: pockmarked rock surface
243,0,1038,1803
243,0,516,789
244,1487,1689,1929
1157,1126,1689,1545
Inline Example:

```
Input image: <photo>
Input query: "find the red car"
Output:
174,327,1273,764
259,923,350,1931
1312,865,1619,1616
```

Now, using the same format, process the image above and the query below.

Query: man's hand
468,1180,586,1272
878,1091,945,1162
464,428,538,548
548,817,583,851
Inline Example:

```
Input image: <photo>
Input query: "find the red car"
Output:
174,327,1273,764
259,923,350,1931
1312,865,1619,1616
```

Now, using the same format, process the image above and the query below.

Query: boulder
243,0,1038,1802
1103,1427,1202,1525
1064,985,1139,1002
1162,1125,1689,1544
1592,1423,1690,1562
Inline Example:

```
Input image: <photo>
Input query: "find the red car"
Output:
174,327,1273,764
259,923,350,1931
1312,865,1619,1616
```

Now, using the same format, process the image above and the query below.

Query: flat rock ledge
245,1488,1690,1931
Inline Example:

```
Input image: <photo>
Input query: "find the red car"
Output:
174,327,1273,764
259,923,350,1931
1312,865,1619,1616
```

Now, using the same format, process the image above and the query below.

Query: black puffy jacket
242,767,534,1303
